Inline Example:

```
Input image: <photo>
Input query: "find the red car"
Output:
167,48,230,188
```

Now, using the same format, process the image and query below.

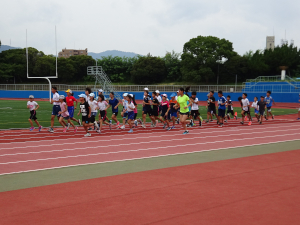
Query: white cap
162,94,167,97
29,95,34,98
59,95,65,99
98,89,103,93
176,91,179,93
129,94,133,97
123,93,128,97
144,87,149,91
78,94,86,98
155,90,160,94
89,93,95,97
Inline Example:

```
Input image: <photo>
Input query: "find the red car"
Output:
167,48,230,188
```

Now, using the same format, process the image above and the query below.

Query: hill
88,50,141,59
0,45,21,53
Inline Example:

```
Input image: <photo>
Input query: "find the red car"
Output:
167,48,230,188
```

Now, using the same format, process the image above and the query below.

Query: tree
131,56,166,84
181,35,236,83
163,50,182,82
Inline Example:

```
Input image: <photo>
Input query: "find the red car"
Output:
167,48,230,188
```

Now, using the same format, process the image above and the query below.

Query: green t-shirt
177,94,190,113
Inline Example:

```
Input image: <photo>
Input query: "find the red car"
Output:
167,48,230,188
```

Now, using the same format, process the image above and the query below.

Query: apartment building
58,48,88,58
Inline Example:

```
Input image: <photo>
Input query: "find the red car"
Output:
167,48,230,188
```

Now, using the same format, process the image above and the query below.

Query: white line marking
1,138,299,176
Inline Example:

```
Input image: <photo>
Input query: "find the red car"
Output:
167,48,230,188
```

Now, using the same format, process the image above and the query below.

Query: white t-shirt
242,98,250,111
127,102,135,112
88,100,98,113
157,95,162,103
252,101,259,110
27,101,38,111
97,101,108,111
85,95,90,102
53,92,60,105
191,98,199,110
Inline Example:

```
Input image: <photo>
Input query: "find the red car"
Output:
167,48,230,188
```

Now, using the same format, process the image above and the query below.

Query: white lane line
1,138,300,176
1,132,300,165
1,127,300,157
1,122,300,150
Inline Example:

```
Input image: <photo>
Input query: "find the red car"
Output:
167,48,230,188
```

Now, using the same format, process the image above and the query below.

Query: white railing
0,84,244,92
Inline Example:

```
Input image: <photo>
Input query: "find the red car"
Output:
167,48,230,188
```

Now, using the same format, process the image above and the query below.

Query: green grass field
0,100,297,129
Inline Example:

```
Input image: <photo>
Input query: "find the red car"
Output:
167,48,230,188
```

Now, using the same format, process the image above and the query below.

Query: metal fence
0,84,244,92
243,84,300,93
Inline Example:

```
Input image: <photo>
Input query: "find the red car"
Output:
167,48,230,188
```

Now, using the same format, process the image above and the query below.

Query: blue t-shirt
265,96,273,107
109,98,119,112
218,96,226,110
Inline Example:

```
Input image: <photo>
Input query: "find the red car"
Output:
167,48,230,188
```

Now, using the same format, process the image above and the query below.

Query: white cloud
0,0,299,56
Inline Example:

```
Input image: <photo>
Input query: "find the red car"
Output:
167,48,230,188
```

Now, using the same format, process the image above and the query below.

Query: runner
27,95,42,132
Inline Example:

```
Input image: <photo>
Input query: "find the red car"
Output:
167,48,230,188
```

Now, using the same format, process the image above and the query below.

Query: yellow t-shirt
177,94,190,113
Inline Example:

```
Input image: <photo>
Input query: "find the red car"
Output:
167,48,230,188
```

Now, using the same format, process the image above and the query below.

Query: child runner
97,94,110,133
151,91,163,127
27,95,42,132
126,94,136,133
85,87,92,102
105,92,120,127
257,96,267,124
217,91,226,127
132,95,139,127
298,94,300,120
175,91,180,123
77,94,93,137
169,93,178,129
175,87,192,134
156,90,162,117
49,86,65,133
58,95,77,133
226,95,236,121
88,93,99,131
265,91,275,120
205,91,216,123
251,97,260,122
120,93,129,129
142,90,156,128
160,94,171,130
190,91,202,126
65,89,81,126
240,93,252,125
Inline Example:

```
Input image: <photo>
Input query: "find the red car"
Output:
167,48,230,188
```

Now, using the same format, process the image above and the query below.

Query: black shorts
112,112,118,117
218,109,225,117
243,110,250,115
161,111,168,118
191,110,200,119
152,110,159,117
143,109,152,116
208,107,216,115
82,116,90,124
90,115,96,123
99,110,107,120
227,110,234,115
134,113,137,120
259,110,265,116
29,110,37,120
180,112,189,116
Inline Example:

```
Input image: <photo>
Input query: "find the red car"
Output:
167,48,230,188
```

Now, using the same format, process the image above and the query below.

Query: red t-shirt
66,96,77,107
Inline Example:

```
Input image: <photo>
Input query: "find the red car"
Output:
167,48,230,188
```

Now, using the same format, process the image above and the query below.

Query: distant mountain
88,50,142,59
0,45,21,53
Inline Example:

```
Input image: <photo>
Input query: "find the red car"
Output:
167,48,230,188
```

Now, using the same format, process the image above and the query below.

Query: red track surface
0,116,300,175
1,149,299,224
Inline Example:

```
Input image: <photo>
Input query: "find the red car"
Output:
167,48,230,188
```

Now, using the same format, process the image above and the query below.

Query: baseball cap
65,89,72,94
129,94,133,97
144,87,149,91
162,94,167,97
155,90,160,94
78,94,86,98
98,89,103,93
89,93,95,97
123,93,128,97
59,95,65,99
170,93,176,97
29,95,34,98
176,91,179,93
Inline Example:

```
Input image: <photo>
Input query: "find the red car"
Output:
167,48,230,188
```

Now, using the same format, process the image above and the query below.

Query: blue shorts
128,111,135,120
170,111,177,118
68,106,74,118
254,109,259,114
123,112,128,119
52,105,61,117
267,106,272,112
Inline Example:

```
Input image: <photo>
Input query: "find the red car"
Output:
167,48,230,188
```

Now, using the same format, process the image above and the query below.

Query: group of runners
26,86,298,136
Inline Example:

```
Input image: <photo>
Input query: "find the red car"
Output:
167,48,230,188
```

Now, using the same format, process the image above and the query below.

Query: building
266,36,275,50
58,48,88,58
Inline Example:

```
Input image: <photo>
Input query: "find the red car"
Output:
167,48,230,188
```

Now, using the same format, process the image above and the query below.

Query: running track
1,116,300,176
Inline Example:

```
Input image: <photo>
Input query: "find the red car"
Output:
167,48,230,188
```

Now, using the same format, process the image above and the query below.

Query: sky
0,0,298,56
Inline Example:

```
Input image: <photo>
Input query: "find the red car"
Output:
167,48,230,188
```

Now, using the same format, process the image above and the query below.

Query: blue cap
170,93,176,97
78,94,86,98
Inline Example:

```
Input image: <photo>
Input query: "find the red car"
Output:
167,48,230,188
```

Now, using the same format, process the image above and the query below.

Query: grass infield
0,100,297,129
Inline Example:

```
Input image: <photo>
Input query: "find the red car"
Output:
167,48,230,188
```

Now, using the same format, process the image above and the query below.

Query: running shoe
272,115,274,120
63,127,67,133
163,123,167,129
183,130,189,135
248,121,252,126
224,120,227,123
167,127,171,131
142,124,146,129
205,120,209,123
138,118,143,124
84,133,91,137
121,125,125,130
134,120,138,127
38,126,42,132
177,118,180,124
151,121,154,127
48,128,54,133
218,124,223,128
96,129,101,134
240,121,244,125
109,120,112,124
210,119,213,122
171,126,175,129
88,127,92,131
245,117,248,121
67,123,70,131
260,121,262,124
94,121,99,129
29,127,34,131
297,118,300,120
78,119,82,126
128,129,133,133
116,121,120,126
264,115,267,120
190,120,193,127
74,126,78,133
